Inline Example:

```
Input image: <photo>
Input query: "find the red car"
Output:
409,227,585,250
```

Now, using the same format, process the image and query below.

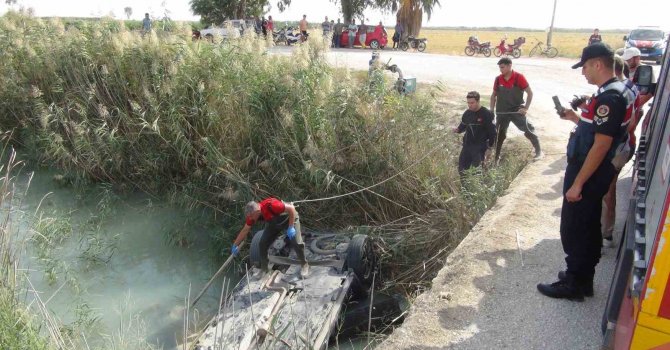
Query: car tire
370,40,380,49
343,234,376,287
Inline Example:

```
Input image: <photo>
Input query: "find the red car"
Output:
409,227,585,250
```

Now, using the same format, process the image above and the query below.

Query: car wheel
369,40,380,49
343,234,376,287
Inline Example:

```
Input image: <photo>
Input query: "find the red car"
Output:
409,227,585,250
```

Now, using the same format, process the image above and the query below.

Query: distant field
404,29,627,58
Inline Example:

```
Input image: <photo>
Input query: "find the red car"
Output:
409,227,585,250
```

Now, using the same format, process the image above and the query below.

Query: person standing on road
393,21,403,49
231,198,309,278
358,20,368,49
299,14,308,42
333,18,343,48
621,47,641,79
347,20,357,49
600,55,640,247
453,91,497,177
321,16,331,38
588,28,602,45
490,57,542,162
537,43,627,301
267,15,274,33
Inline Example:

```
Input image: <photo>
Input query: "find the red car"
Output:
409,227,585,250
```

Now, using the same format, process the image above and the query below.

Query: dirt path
316,49,624,349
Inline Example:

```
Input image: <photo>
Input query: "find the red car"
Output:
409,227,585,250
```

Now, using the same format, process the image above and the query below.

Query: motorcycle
464,36,491,57
273,28,287,45
493,36,525,58
285,27,307,45
399,37,427,52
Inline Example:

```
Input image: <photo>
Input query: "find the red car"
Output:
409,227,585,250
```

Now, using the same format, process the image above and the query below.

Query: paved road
272,45,644,349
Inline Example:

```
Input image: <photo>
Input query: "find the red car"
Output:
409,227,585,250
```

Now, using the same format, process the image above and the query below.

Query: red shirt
493,71,529,91
245,198,285,226
267,20,274,31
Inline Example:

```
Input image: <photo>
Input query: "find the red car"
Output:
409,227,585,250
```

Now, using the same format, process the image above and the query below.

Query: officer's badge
596,105,610,117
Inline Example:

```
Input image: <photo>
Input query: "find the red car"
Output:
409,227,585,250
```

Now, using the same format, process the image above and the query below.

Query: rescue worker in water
231,198,310,278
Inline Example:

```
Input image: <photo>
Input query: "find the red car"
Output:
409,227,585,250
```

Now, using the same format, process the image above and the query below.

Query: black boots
557,271,594,297
537,272,591,301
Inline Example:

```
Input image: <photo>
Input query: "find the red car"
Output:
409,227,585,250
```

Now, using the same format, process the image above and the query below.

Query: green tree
190,0,291,25
336,0,439,36
124,6,133,19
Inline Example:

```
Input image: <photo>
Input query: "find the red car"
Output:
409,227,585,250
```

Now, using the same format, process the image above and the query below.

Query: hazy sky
1,0,668,30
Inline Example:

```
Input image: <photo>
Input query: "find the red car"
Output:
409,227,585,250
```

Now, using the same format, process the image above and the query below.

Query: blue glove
287,226,296,240
231,244,240,256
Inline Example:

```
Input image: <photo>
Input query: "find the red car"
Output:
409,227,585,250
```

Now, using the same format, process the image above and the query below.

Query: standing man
588,28,602,45
267,15,274,33
333,18,343,48
142,13,152,36
453,91,497,176
537,43,627,301
321,16,331,38
299,14,308,42
621,47,641,80
393,21,403,49
358,20,368,49
261,16,268,38
347,20,358,49
231,198,309,278
490,57,542,162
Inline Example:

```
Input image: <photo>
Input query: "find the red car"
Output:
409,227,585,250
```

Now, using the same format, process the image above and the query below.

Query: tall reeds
0,13,529,290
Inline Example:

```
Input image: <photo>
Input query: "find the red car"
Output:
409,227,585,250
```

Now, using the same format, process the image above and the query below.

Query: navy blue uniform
561,78,627,283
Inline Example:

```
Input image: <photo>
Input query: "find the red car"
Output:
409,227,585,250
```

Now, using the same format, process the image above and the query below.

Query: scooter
285,27,307,45
493,36,525,58
464,36,491,57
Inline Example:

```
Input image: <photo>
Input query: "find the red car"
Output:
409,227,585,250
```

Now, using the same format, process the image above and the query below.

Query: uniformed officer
453,91,496,176
537,43,627,301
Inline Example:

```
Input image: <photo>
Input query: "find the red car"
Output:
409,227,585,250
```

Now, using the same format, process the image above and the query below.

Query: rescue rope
291,139,448,204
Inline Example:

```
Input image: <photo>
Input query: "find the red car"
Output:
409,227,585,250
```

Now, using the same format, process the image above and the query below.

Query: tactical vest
567,80,628,163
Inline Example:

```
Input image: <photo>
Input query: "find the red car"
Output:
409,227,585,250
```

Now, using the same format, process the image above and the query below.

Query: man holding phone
538,43,627,301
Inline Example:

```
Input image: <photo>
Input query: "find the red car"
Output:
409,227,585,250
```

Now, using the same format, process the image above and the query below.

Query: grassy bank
0,13,529,292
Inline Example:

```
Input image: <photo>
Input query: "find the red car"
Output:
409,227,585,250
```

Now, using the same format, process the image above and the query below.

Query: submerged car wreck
191,232,403,349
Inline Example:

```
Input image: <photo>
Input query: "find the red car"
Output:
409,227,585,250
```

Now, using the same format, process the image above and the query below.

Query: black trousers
458,144,486,174
495,113,540,159
560,160,615,281
255,214,306,270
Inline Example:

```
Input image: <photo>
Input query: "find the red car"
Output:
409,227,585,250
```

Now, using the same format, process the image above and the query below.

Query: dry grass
403,29,626,57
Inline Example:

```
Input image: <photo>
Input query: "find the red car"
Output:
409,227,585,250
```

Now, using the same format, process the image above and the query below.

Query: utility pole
547,0,558,47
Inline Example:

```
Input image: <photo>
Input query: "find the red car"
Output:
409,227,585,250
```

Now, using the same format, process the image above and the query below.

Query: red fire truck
602,47,670,348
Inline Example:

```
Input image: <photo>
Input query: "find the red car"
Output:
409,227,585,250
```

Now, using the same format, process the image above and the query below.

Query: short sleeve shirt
593,92,626,138
492,71,529,91
245,198,285,226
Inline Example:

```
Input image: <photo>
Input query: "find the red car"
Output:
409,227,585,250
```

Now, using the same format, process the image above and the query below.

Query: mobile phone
552,96,564,115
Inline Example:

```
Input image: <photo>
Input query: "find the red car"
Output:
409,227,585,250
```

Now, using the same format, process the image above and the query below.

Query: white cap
621,47,641,60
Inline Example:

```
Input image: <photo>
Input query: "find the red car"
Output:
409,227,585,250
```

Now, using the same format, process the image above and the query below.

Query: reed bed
0,13,529,291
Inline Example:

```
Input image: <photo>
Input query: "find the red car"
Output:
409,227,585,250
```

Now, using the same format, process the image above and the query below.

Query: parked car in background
340,25,388,49
623,27,667,64
198,19,254,41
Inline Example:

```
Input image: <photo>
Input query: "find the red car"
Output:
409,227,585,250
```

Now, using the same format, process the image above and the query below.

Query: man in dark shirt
231,198,309,278
454,91,496,176
537,43,627,301
588,28,602,45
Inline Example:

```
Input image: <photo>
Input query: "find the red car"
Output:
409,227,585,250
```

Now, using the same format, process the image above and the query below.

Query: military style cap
572,42,614,69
